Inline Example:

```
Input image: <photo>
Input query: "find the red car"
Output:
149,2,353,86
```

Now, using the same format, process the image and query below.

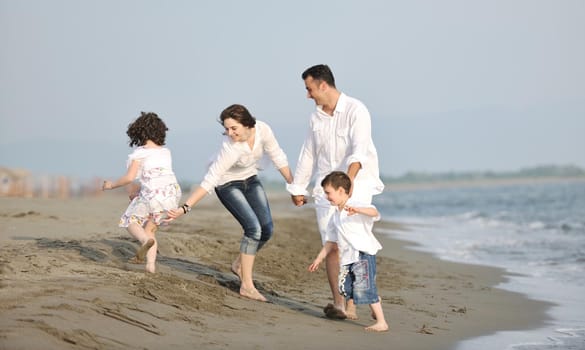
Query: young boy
308,171,388,332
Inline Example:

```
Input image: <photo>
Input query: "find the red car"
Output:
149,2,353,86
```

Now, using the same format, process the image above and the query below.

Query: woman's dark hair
219,104,256,128
302,64,336,88
126,112,168,147
321,171,351,194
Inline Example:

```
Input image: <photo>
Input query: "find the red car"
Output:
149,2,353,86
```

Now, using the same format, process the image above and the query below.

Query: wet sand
0,192,551,349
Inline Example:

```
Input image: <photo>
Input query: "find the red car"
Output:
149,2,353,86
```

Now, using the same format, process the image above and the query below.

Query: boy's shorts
338,252,380,305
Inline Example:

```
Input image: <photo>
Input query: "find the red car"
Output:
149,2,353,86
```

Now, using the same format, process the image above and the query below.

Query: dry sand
0,192,552,349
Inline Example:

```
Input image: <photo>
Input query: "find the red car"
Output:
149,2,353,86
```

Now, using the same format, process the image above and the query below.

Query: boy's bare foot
240,287,267,302
129,239,155,264
365,322,389,332
345,302,358,320
323,303,347,320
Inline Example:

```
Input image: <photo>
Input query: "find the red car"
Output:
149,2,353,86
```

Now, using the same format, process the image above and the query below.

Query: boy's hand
308,259,322,272
345,206,358,216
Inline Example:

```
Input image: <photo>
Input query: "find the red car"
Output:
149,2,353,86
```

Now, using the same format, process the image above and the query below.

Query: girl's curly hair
126,112,168,147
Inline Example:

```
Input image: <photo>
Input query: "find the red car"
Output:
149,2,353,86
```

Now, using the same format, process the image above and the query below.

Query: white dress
119,146,181,227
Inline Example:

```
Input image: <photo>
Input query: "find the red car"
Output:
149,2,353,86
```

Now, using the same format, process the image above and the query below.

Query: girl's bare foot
240,287,267,302
145,262,156,273
130,239,155,264
365,321,389,332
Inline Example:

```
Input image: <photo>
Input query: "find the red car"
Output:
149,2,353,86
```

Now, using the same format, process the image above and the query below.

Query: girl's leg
128,222,155,265
366,301,388,332
143,220,158,273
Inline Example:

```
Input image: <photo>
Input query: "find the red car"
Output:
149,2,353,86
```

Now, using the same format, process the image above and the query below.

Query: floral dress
119,146,182,227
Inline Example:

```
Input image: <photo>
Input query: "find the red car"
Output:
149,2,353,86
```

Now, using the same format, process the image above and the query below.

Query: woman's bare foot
129,239,155,264
231,258,242,281
240,287,267,302
365,321,389,332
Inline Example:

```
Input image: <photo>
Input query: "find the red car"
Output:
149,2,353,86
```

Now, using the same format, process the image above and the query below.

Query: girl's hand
128,191,139,201
102,180,112,191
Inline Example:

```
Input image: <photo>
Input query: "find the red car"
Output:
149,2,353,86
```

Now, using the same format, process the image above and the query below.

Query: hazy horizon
1,1,584,183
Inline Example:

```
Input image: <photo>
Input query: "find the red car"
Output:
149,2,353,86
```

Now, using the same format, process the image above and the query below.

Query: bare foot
145,262,155,273
365,322,389,332
345,302,358,320
231,259,242,281
240,287,267,302
323,303,347,320
130,239,155,264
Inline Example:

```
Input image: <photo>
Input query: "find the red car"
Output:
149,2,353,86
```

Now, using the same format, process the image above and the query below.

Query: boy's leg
345,299,357,320
366,301,388,332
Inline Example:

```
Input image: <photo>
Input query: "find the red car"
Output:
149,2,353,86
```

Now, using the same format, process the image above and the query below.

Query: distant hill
382,165,585,184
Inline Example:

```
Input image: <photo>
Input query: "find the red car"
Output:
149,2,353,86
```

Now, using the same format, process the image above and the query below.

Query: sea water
374,180,585,350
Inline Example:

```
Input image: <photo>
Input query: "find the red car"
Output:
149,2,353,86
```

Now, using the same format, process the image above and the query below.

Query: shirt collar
316,92,347,116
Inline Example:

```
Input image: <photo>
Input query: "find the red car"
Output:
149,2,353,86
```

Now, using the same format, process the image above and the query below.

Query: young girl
102,112,181,273
166,104,293,302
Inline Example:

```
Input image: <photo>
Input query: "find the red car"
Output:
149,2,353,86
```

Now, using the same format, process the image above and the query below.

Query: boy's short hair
321,171,351,194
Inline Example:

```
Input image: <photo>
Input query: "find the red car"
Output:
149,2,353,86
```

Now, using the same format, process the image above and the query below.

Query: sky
1,0,584,182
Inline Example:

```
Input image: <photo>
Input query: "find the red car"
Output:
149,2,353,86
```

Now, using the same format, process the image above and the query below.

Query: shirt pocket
336,127,350,146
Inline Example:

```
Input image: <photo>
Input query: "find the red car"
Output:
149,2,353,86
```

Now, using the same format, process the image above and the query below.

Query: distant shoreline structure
1,164,583,198
379,164,585,191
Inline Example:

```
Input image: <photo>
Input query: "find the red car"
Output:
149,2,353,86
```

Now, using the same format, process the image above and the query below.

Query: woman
167,104,293,302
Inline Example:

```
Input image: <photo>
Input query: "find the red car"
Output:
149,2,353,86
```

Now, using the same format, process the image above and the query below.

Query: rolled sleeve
346,105,373,167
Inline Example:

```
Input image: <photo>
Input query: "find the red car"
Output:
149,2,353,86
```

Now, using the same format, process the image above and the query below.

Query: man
287,64,384,319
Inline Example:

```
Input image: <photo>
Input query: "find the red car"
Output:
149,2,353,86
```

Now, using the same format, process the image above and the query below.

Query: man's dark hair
302,64,336,88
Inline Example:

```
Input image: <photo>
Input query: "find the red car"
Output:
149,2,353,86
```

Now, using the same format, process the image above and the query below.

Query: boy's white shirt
324,198,382,266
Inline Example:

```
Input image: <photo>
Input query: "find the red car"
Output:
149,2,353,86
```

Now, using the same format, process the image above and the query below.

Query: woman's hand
166,208,184,220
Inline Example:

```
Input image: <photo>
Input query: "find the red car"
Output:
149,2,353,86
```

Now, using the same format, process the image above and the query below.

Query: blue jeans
339,252,380,305
214,175,274,255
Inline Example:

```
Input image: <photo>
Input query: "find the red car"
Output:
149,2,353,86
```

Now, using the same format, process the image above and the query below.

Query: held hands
291,195,308,207
165,208,185,220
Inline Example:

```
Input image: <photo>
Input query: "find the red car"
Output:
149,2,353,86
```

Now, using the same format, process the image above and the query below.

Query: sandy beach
0,191,551,350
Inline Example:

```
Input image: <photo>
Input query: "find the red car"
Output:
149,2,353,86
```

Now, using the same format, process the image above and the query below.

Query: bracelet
181,204,191,214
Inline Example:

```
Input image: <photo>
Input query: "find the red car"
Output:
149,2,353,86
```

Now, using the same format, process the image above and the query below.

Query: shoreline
0,193,552,349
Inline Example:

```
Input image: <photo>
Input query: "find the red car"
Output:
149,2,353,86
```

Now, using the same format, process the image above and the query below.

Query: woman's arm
278,166,293,184
166,185,208,220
